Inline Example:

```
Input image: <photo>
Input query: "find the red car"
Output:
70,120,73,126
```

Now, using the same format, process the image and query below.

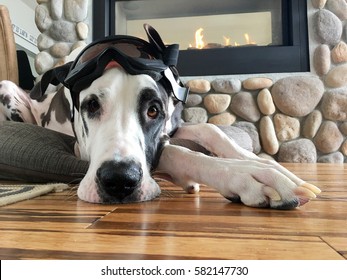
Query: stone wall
181,0,347,163
34,0,89,75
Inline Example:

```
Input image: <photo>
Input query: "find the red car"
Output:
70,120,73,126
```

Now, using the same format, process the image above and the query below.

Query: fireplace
92,0,309,76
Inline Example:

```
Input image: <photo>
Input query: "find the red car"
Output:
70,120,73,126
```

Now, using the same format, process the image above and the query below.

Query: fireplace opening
93,0,309,76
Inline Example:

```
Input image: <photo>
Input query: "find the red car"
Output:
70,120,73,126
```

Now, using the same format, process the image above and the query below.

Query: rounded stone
303,110,323,139
50,42,71,58
331,41,347,64
321,89,347,121
318,152,344,163
271,76,324,117
186,94,202,107
340,122,347,135
64,0,89,22
211,78,241,94
312,0,327,9
49,21,78,43
35,51,55,74
242,77,273,90
183,107,208,123
72,41,87,51
257,88,276,115
234,122,261,154
278,139,317,163
218,126,253,152
341,140,347,156
313,44,331,76
230,91,261,122
208,113,236,126
314,121,344,153
204,94,231,114
51,0,63,20
325,64,347,88
326,0,347,20
313,9,342,45
37,33,55,51
259,116,279,155
185,79,211,94
35,4,52,32
76,22,89,40
274,114,300,142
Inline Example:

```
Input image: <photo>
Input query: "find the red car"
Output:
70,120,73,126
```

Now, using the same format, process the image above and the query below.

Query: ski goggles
63,24,189,109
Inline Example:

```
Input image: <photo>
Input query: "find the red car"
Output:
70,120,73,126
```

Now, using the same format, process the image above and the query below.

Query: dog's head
34,25,188,204
73,65,183,203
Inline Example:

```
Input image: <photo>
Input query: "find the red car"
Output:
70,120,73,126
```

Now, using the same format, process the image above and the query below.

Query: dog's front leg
173,123,319,192
157,144,320,209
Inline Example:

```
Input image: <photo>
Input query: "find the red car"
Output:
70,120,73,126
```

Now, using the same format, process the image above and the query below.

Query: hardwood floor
0,163,346,260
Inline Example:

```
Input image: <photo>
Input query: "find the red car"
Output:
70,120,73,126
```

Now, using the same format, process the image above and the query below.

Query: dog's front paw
221,169,321,210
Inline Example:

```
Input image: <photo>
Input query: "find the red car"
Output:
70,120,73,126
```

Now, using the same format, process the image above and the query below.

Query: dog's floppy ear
144,24,179,67
30,62,72,100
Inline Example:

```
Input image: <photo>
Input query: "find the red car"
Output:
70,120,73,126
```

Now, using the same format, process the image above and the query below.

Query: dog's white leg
157,144,320,209
173,123,318,191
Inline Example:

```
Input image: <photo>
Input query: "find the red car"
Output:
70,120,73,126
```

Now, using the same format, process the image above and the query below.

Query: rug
0,183,69,206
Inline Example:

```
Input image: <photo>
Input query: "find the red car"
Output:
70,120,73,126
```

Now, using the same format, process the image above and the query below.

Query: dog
0,25,320,209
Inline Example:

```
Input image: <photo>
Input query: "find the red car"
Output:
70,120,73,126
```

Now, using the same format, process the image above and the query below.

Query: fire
191,28,256,49
195,28,205,49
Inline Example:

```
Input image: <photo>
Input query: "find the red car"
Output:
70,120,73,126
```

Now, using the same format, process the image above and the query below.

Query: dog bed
0,121,88,183
0,121,253,183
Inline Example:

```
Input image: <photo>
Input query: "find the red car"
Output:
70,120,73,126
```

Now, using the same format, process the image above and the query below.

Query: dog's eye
87,98,100,114
147,105,159,119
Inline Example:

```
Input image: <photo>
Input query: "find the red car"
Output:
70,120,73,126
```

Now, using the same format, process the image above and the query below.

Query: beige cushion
0,5,19,84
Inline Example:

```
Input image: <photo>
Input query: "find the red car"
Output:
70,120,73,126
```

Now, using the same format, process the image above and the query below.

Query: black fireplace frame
93,0,309,76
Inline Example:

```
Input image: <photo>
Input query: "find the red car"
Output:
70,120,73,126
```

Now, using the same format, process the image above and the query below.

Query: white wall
2,0,39,56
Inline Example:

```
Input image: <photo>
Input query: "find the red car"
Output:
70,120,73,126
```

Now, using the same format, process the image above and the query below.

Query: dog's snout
96,160,143,199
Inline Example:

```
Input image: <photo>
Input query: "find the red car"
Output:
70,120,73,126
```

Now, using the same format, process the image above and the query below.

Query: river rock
278,139,317,163
271,76,324,117
340,122,347,135
35,4,52,32
208,113,236,126
311,0,327,9
318,152,344,163
76,22,89,40
325,64,347,88
186,94,202,107
230,92,261,122
331,41,347,63
303,110,323,138
64,0,89,22
37,33,55,51
35,51,55,74
51,0,63,20
234,122,261,154
204,94,231,114
326,0,347,20
341,140,347,156
211,79,241,94
183,108,208,123
259,116,279,155
313,44,331,76
185,79,211,94
49,20,78,43
274,114,300,142
313,9,342,45
50,42,71,58
321,89,347,121
314,121,344,153
242,77,273,90
257,88,276,115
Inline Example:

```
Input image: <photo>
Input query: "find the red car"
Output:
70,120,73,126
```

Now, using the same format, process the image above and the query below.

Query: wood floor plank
0,163,346,259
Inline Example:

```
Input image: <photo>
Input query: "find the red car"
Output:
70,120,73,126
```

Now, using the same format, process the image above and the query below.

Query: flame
223,36,231,46
244,33,256,45
195,28,205,49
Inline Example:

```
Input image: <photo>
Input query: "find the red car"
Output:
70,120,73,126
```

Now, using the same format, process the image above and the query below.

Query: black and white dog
0,25,320,209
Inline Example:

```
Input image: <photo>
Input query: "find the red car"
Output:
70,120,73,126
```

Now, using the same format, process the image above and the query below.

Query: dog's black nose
96,160,143,199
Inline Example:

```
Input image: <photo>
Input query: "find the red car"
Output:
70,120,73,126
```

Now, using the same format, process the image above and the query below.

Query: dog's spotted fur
0,61,321,208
